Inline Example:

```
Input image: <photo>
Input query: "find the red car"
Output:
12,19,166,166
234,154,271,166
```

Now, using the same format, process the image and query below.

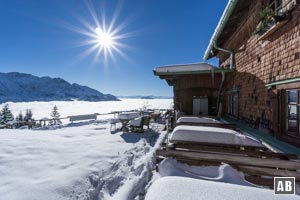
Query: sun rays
64,0,136,66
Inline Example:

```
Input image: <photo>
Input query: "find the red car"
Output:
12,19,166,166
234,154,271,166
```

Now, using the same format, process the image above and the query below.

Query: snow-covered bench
156,125,300,188
177,116,221,124
68,114,97,123
169,125,264,148
145,176,300,200
176,116,238,130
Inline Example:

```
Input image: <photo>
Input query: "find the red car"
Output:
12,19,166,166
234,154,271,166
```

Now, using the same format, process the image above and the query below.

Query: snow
170,125,264,147
0,122,166,200
1,99,173,122
118,112,140,120
158,158,257,187
145,176,300,200
176,116,222,124
0,99,171,200
154,63,217,74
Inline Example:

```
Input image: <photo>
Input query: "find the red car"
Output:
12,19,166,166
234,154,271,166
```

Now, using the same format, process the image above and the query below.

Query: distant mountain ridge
0,72,118,103
118,95,173,99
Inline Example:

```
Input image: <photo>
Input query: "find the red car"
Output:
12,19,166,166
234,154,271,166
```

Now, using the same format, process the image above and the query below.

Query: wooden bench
68,114,97,123
175,122,239,131
156,140,300,188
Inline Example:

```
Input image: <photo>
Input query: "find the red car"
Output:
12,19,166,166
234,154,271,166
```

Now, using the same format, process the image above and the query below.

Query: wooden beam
237,166,300,181
156,149,300,170
170,140,269,151
169,144,298,160
175,122,239,130
244,176,274,187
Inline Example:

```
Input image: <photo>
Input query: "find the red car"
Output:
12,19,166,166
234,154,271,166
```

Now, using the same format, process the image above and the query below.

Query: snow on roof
203,0,238,60
170,125,264,147
145,176,300,200
177,116,222,124
153,63,219,75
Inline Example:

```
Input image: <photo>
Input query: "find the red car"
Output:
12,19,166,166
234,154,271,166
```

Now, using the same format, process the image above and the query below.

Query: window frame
285,89,300,138
227,93,239,117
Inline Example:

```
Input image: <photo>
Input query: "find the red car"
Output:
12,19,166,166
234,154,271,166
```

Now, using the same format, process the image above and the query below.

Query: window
227,94,238,117
268,0,282,15
285,90,300,137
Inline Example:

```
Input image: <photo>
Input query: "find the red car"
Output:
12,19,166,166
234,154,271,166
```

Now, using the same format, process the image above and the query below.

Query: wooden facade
154,65,228,116
206,0,300,147
173,74,222,115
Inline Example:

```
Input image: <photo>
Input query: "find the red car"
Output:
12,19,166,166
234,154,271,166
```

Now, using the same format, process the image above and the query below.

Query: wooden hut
154,63,234,117
203,0,300,147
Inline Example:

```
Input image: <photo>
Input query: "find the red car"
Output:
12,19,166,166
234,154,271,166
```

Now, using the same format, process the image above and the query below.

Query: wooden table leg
121,120,129,131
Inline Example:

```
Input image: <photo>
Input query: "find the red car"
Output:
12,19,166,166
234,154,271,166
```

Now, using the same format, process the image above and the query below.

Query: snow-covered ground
0,99,171,200
1,99,173,121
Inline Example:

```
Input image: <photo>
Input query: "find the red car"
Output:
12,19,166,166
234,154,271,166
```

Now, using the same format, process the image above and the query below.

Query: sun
95,27,114,49
64,1,136,64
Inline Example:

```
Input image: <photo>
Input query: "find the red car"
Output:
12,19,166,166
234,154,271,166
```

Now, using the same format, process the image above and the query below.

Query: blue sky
0,0,227,96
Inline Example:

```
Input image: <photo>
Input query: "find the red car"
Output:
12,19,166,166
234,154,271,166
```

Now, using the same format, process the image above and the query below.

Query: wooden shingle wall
218,0,300,135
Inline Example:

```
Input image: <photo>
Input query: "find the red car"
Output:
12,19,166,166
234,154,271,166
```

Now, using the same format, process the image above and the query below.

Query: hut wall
173,74,221,115
217,0,300,146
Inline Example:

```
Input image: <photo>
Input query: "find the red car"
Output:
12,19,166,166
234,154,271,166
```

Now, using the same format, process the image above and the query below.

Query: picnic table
118,112,140,131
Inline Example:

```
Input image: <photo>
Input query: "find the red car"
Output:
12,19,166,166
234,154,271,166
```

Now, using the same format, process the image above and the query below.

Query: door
193,97,208,116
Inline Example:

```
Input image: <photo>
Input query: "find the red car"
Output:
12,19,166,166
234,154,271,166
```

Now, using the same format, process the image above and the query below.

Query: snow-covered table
170,125,264,148
176,116,221,124
118,112,140,131
145,176,300,200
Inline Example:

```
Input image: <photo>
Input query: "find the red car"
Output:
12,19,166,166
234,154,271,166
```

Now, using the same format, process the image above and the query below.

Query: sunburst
64,0,136,65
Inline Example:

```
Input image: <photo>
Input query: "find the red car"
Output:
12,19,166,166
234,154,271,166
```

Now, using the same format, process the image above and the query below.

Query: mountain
118,95,173,99
0,72,119,103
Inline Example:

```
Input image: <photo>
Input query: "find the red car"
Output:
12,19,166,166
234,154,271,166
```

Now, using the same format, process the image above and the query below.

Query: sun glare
64,1,136,65
95,27,113,49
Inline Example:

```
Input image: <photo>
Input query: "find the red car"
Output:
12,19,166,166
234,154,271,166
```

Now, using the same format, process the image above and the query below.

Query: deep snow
0,99,171,200
0,121,167,200
145,176,300,200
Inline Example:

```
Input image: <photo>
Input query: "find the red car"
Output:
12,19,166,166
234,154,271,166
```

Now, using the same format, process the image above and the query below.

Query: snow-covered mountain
0,72,118,103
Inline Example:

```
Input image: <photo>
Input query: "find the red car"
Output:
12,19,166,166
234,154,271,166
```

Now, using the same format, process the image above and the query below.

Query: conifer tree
49,105,62,125
16,112,24,121
24,109,33,121
0,104,14,124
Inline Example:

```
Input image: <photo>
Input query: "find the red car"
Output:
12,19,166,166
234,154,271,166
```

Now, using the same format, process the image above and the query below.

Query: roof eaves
203,0,239,61
154,68,234,76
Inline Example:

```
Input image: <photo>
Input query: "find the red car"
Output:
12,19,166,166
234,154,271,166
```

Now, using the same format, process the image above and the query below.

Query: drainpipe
211,43,235,116
213,42,235,69
212,70,225,117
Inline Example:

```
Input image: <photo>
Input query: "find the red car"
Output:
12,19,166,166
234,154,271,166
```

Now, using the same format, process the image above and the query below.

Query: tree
16,112,24,121
24,109,33,122
49,105,62,125
0,104,14,124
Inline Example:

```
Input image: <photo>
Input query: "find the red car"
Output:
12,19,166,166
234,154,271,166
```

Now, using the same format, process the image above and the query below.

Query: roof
203,0,251,60
153,63,229,76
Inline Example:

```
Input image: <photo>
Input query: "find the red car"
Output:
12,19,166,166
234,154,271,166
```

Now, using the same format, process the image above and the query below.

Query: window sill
257,20,288,41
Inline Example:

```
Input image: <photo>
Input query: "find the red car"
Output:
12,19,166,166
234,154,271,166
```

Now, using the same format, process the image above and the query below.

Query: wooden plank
156,149,300,170
171,144,298,160
175,122,239,130
170,140,269,151
237,166,300,181
175,157,222,166
244,176,274,187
